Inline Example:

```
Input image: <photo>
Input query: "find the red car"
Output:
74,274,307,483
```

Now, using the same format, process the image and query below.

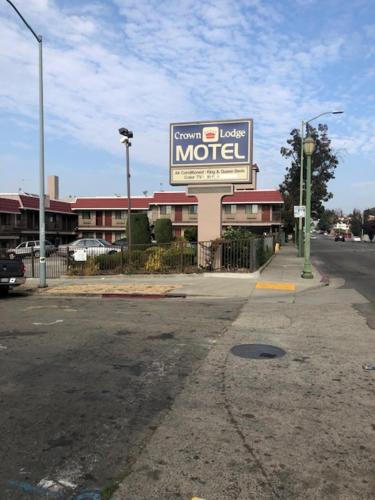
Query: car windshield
97,239,112,247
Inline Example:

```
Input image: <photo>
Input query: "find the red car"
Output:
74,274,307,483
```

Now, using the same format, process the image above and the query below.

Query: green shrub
154,218,173,244
184,226,197,242
128,213,151,245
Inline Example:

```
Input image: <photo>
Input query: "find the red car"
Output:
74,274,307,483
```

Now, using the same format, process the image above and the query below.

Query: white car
7,240,56,258
58,238,121,257
352,236,361,242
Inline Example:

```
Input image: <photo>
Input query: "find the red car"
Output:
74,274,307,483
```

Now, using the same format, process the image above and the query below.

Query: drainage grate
230,343,286,360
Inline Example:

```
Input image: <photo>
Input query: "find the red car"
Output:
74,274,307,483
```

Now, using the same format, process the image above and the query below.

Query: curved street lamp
6,0,47,287
297,110,343,257
301,136,316,279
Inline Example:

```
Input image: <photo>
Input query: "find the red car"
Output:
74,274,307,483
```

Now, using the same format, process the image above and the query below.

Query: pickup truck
0,258,26,296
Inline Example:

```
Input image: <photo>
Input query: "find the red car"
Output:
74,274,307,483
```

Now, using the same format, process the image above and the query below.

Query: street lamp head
119,127,133,139
303,136,316,156
332,111,344,115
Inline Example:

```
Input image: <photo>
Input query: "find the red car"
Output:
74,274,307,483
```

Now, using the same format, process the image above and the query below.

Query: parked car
58,238,121,257
334,234,345,242
112,238,128,247
0,257,26,296
7,240,56,258
352,236,361,242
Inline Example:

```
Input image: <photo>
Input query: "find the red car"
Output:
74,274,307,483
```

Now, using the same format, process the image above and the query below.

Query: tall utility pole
119,128,133,264
6,0,47,287
297,111,343,257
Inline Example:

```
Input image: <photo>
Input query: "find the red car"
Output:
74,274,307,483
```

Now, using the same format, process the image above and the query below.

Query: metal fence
198,236,275,272
1,236,278,278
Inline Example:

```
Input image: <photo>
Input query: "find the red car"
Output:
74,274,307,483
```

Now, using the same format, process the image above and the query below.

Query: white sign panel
171,165,249,184
73,249,87,262
294,205,306,218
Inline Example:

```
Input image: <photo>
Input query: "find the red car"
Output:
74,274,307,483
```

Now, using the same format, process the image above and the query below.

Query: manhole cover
230,344,286,360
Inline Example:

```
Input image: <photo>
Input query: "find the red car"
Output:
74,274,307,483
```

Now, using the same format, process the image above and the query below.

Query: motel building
0,176,77,250
70,164,283,242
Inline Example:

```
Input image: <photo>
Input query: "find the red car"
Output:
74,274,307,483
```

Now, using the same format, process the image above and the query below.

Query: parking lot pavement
0,294,244,499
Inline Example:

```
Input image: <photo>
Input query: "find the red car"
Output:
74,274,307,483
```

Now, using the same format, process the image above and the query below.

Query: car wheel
0,286,9,297
34,251,40,258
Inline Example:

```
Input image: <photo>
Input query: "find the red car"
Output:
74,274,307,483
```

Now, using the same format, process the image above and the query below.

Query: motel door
105,211,112,226
175,206,182,222
96,211,103,226
262,206,270,222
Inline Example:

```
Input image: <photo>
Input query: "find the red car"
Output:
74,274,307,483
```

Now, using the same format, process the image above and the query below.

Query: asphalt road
0,295,244,499
312,236,375,327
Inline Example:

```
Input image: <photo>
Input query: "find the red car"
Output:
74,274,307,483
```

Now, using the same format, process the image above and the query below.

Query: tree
317,209,337,232
154,218,173,243
349,209,362,237
363,207,375,241
128,213,151,245
279,124,339,233
184,226,197,242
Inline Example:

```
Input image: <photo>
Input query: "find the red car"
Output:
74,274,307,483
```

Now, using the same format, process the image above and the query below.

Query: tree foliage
317,209,338,232
363,207,375,241
349,209,362,237
154,218,173,244
184,226,197,242
128,213,151,245
279,124,339,233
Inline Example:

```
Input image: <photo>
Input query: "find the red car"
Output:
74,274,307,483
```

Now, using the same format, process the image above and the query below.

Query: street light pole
6,0,46,287
297,120,304,256
302,136,315,279
119,128,133,264
297,111,343,258
125,139,132,262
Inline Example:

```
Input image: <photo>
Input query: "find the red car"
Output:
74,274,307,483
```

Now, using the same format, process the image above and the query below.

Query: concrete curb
311,257,330,286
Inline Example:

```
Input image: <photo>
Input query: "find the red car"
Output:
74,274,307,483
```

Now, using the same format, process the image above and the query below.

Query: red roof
0,198,20,213
72,197,151,210
152,192,197,204
223,190,283,204
151,190,282,205
19,195,72,213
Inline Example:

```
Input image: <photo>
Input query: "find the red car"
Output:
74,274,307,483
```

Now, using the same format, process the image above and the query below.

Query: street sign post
294,205,306,218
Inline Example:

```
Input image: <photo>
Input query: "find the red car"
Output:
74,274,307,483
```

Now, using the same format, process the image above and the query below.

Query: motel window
224,204,236,215
160,205,172,215
188,205,197,215
245,204,258,214
114,211,124,220
82,211,91,220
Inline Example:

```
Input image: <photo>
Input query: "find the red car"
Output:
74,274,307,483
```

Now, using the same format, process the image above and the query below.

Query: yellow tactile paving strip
256,281,296,291
42,284,181,295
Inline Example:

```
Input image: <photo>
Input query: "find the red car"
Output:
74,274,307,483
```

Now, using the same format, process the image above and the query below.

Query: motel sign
170,119,253,185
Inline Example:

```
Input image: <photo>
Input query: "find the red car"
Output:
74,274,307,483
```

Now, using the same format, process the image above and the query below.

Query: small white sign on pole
294,205,306,218
73,249,87,262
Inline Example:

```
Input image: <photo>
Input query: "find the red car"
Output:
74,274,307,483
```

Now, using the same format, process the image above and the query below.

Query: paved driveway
0,295,244,499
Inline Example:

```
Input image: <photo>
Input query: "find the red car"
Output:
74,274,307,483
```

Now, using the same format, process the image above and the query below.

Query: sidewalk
112,246,375,500
20,244,323,299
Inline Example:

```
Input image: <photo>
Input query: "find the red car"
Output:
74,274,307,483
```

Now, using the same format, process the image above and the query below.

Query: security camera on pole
119,128,133,263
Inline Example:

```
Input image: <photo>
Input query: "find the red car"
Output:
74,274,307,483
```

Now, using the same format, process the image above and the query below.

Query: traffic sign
294,205,306,218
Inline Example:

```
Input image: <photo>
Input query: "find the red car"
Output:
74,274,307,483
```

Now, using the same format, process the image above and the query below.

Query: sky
0,0,374,212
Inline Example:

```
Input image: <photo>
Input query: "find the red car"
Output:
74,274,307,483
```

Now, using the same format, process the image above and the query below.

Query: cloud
0,0,373,197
